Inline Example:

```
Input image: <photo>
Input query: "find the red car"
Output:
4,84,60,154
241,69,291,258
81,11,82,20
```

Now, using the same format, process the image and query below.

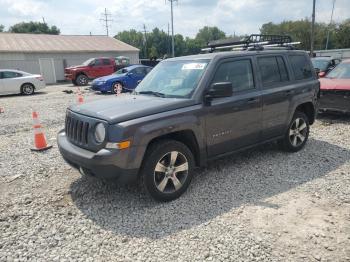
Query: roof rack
201,34,300,53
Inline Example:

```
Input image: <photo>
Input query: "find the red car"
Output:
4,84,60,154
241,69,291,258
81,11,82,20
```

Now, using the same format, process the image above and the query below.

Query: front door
205,58,262,157
127,67,145,90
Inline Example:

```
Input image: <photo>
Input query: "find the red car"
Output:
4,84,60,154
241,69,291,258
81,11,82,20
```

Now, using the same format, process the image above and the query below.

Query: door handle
247,98,259,104
285,90,295,96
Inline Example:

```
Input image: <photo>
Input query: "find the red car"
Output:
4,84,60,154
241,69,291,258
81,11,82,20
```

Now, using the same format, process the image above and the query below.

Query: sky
0,0,349,37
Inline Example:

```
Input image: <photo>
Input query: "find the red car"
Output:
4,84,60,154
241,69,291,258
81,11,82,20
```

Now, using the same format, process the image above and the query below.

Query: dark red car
319,59,350,113
65,57,119,86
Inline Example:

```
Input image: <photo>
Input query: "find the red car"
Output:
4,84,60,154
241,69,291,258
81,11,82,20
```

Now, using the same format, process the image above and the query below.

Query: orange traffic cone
77,88,84,104
31,111,52,152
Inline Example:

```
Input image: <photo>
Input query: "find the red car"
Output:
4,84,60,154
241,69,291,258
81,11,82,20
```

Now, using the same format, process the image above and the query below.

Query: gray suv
58,38,319,201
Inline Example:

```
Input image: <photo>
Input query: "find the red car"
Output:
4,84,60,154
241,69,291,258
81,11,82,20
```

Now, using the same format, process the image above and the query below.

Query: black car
58,35,320,201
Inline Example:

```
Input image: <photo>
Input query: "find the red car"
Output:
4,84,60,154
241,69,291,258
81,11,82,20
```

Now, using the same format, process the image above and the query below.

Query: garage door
39,58,56,84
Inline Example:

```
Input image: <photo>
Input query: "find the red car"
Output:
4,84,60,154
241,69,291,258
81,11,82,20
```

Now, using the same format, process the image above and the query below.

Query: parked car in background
65,57,130,86
91,65,152,94
311,56,341,77
319,59,350,113
0,69,45,95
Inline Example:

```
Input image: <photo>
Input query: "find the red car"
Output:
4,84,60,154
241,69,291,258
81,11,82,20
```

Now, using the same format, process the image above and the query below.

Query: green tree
195,26,226,46
0,25,4,32
9,22,60,34
335,19,350,48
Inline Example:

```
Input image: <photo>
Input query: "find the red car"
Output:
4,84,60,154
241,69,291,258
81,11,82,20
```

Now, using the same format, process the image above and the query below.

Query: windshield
326,63,350,79
115,68,129,74
311,59,329,71
135,60,209,98
82,58,95,66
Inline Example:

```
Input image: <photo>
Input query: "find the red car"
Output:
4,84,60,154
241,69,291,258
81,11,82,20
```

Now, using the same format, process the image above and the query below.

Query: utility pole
310,0,316,56
168,0,177,57
325,0,336,50
167,23,170,56
42,17,46,24
100,8,113,36
143,24,148,59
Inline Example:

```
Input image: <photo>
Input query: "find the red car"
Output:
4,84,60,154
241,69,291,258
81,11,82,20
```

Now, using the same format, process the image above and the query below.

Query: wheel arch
144,130,201,167
295,102,316,125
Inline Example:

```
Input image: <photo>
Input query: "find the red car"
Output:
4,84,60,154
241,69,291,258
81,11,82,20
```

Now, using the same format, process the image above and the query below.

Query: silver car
0,69,46,95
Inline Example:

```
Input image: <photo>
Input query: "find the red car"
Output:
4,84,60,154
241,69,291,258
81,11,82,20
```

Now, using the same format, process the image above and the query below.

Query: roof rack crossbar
202,34,298,53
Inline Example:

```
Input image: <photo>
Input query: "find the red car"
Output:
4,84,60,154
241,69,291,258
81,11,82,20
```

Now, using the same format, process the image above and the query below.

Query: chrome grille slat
65,114,89,146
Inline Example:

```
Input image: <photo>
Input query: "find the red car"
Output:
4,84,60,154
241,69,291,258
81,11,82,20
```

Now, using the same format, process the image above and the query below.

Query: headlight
94,123,106,143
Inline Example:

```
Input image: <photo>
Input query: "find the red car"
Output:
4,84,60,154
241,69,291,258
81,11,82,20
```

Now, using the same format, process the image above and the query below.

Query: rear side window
212,59,254,92
258,56,289,86
289,55,313,80
102,59,111,65
1,71,22,79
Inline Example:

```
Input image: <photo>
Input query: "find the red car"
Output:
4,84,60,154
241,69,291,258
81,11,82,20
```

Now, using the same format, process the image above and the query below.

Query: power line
325,0,336,50
100,8,113,36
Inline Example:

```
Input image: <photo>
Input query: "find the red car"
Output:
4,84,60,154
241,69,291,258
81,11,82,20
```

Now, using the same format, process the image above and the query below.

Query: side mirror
318,71,326,78
206,82,233,99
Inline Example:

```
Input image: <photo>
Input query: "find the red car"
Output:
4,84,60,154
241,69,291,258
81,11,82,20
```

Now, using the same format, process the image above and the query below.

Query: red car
319,59,350,113
65,57,129,86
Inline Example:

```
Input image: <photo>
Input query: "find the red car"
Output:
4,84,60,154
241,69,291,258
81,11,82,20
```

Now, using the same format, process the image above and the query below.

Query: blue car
91,65,152,94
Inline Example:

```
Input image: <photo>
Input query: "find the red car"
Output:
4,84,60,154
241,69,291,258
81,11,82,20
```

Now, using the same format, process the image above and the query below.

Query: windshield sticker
182,63,206,70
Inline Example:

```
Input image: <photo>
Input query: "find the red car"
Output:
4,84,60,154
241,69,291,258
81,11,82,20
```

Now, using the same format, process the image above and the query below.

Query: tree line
1,19,350,58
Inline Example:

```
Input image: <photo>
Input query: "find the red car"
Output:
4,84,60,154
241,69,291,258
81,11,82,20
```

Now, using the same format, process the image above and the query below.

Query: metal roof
0,33,139,53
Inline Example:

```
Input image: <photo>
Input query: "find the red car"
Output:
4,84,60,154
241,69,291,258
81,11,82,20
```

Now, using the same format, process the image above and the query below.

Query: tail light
36,76,44,81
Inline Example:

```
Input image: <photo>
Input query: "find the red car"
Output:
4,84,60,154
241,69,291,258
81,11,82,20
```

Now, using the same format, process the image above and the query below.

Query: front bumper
57,130,138,183
65,74,74,80
319,90,350,113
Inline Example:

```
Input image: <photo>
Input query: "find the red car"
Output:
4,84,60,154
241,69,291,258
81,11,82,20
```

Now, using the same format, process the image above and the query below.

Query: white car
0,69,46,95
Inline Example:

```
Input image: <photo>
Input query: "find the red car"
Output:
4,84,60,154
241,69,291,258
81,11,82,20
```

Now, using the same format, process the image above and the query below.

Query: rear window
289,55,313,80
258,56,289,86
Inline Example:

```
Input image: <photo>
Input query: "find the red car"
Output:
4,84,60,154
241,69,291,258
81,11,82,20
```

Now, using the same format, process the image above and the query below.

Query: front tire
280,111,310,152
112,82,123,94
76,74,89,86
21,83,35,95
141,140,195,202
72,79,78,86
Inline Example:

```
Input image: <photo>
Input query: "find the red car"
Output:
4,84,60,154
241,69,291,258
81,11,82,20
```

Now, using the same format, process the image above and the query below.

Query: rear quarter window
289,55,313,80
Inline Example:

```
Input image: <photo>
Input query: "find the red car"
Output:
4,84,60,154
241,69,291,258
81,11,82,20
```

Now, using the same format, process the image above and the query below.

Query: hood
95,73,125,82
69,94,196,124
320,78,350,91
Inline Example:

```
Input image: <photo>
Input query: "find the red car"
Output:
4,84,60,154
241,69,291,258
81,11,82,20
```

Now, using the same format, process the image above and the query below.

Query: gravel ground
0,84,350,261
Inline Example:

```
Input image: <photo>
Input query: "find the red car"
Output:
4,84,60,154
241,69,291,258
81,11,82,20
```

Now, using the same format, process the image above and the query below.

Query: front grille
65,115,89,145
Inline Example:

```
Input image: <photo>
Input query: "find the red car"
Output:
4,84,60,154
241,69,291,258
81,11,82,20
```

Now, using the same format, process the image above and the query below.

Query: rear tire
21,83,35,95
140,140,195,202
76,74,89,86
280,111,310,152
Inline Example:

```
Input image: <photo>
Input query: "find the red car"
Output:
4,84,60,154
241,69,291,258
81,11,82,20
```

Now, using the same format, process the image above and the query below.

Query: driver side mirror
206,82,233,99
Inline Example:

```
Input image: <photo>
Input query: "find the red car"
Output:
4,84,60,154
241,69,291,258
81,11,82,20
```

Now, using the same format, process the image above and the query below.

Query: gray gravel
0,84,350,261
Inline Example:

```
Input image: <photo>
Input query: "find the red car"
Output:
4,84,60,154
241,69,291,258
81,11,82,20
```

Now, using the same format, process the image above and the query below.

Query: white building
0,33,139,84
315,48,350,60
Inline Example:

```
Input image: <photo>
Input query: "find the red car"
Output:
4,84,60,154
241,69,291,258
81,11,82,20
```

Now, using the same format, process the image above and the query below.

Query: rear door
205,57,263,157
101,58,115,75
257,55,293,139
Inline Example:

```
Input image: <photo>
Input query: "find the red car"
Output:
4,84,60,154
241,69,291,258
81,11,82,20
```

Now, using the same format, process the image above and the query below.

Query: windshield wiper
138,91,166,97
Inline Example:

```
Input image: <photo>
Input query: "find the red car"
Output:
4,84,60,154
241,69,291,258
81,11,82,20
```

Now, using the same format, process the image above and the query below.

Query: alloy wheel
22,84,34,95
289,117,307,147
154,151,189,193
113,83,123,94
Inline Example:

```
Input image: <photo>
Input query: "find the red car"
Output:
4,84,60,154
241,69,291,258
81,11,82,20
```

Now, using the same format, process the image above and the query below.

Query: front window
326,63,350,79
115,68,129,74
82,58,95,66
135,60,209,98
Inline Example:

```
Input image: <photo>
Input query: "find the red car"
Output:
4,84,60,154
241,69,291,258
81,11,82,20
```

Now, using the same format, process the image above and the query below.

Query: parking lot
0,84,350,261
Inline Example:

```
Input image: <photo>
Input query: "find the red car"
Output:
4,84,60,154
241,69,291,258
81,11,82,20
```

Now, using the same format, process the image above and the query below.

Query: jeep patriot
58,40,319,201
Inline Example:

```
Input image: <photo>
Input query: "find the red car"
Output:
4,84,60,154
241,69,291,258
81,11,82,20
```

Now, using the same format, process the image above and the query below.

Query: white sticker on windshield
182,63,206,70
